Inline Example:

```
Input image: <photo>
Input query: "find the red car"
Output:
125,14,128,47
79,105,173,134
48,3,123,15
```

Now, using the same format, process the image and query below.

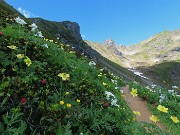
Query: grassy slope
1,1,180,134
121,31,180,67
0,1,166,134
138,61,180,89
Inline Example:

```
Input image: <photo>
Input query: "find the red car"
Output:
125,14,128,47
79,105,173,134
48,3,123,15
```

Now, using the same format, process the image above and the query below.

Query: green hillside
0,2,162,134
138,61,180,89
0,1,180,134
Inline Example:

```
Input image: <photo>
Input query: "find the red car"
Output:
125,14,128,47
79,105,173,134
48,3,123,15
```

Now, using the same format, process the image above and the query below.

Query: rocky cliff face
85,39,126,66
104,39,125,58
61,21,82,42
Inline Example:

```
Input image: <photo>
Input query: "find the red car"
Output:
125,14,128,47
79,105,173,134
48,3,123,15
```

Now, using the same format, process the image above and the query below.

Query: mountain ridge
86,30,180,88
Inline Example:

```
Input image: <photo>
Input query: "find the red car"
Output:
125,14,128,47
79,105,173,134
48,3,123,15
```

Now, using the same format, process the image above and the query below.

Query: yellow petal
170,116,179,123
150,115,159,123
133,111,141,116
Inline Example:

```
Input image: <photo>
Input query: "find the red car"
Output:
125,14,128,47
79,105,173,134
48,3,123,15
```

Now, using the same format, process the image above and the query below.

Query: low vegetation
0,9,166,134
0,1,179,134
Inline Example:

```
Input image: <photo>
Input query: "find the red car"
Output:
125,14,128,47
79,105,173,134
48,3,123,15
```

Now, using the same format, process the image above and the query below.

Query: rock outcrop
61,21,82,42
30,18,82,43
104,39,125,59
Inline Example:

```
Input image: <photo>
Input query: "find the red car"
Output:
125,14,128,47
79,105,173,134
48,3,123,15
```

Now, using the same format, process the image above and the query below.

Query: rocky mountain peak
103,39,125,59
104,38,116,46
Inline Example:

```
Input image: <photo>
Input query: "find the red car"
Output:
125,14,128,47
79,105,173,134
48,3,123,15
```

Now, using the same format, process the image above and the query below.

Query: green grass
142,61,180,89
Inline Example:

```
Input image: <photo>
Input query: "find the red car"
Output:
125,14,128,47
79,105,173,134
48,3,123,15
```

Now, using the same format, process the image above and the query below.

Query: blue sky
5,0,180,46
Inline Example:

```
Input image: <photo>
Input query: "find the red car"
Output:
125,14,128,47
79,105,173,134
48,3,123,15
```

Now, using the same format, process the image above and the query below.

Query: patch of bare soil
122,86,165,130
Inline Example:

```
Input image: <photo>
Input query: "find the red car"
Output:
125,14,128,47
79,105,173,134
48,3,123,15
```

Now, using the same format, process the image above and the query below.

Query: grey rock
104,39,125,59
172,47,180,52
62,21,82,42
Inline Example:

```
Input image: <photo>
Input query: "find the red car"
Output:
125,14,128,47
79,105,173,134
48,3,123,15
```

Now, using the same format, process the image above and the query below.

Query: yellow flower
157,105,168,113
65,92,69,95
98,73,102,77
59,101,64,105
170,116,179,123
57,73,70,81
24,56,32,66
16,54,24,59
130,88,138,97
102,82,107,86
44,38,49,41
49,40,53,42
76,99,80,103
150,115,159,123
69,51,75,54
66,103,72,108
7,45,18,50
133,111,141,116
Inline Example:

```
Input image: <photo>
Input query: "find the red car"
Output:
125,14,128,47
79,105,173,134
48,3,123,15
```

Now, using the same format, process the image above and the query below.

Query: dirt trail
97,57,166,130
122,85,165,130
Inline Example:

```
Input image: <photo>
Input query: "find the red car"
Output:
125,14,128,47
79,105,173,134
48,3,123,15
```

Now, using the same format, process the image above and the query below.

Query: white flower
168,90,174,94
42,44,48,48
111,79,115,83
115,87,119,90
120,90,124,94
159,94,166,103
104,91,115,100
158,89,162,93
168,89,177,96
29,23,38,31
89,61,96,66
14,17,27,25
149,89,153,92
111,99,119,107
104,91,119,107
146,86,153,92
172,86,178,89
100,68,104,71
151,84,157,88
111,79,117,84
35,31,43,37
